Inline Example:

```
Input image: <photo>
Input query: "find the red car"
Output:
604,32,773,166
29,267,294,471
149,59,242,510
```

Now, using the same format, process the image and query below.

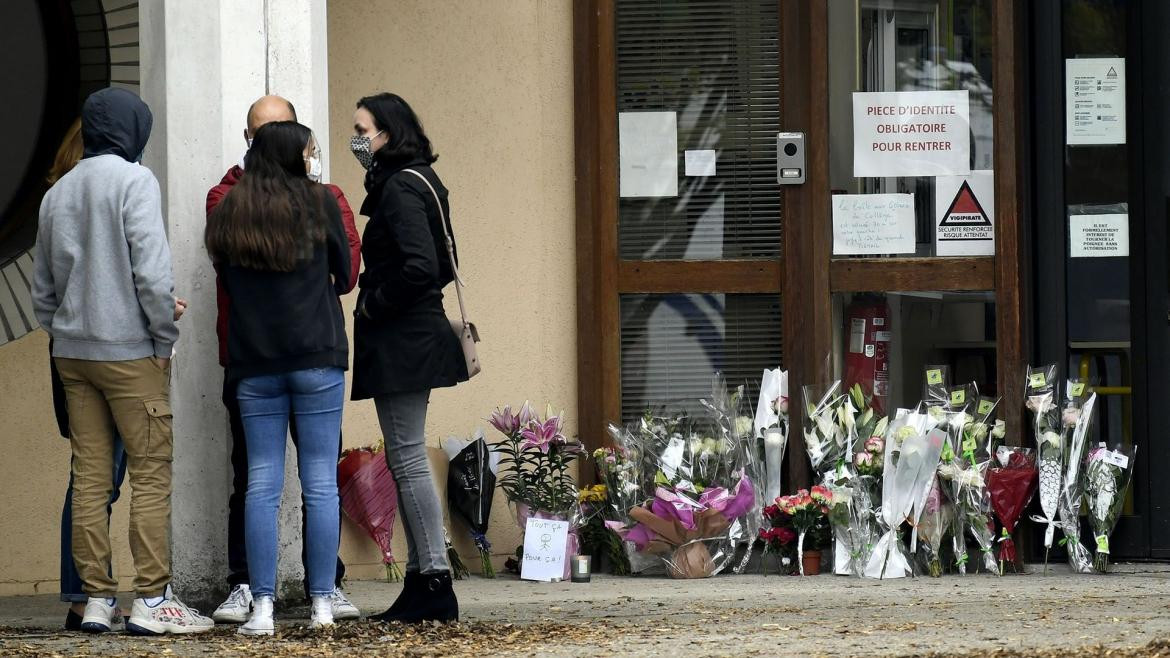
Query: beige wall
0,0,575,594
326,0,578,579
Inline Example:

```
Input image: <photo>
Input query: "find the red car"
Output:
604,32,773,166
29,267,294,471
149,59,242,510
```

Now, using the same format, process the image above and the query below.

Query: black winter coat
351,159,468,399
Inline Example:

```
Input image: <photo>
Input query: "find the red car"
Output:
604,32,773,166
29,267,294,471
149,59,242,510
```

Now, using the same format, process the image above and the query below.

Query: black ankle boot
368,571,421,622
373,571,458,624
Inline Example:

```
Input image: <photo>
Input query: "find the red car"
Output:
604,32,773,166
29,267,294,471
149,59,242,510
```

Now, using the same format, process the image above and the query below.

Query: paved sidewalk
1,565,1169,656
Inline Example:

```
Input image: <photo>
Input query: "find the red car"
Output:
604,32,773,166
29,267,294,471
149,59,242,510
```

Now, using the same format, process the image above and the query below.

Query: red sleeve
206,182,231,366
206,182,229,217
328,184,362,293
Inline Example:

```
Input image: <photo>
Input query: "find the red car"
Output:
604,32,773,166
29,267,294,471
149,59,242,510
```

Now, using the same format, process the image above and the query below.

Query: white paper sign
832,193,916,255
1103,450,1130,470
520,518,570,582
619,111,678,197
1066,58,1126,145
853,90,971,177
684,149,717,176
1069,214,1129,258
934,171,995,256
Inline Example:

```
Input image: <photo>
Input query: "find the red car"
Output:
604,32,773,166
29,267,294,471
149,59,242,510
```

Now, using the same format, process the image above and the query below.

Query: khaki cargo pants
54,356,173,599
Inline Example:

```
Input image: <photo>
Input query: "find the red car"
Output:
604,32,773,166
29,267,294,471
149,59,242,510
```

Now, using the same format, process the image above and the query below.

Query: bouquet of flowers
775,487,833,576
802,381,848,477
986,447,1038,574
577,483,631,575
490,402,585,580
937,390,999,574
1057,381,1097,573
917,475,953,577
759,500,799,575
754,368,789,504
608,375,761,578
444,430,499,577
865,409,946,579
338,441,403,581
1084,443,1137,572
1025,363,1063,566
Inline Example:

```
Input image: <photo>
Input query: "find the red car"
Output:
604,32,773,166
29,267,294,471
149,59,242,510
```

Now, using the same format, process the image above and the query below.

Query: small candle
571,554,591,583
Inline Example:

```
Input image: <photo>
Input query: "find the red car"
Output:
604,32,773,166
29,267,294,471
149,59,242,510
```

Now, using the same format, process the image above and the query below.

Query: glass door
1033,0,1170,559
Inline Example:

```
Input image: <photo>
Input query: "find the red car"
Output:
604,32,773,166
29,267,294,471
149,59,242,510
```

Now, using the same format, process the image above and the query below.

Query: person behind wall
31,88,212,635
205,120,352,635
205,95,362,625
349,92,469,624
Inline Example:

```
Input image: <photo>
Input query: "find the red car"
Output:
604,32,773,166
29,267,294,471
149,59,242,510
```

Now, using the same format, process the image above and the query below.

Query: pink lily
488,405,520,437
520,415,566,454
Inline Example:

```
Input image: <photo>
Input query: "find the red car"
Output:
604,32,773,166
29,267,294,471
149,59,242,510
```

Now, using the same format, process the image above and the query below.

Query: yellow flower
578,484,608,503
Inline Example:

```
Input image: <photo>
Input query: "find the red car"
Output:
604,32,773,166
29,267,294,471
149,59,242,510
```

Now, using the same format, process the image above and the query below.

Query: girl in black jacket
349,93,467,623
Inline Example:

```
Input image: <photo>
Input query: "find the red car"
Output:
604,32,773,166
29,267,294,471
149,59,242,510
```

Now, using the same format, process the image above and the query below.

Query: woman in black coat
348,93,467,624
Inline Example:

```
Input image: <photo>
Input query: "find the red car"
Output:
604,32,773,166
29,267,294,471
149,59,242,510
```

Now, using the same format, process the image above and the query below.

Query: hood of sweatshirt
81,88,153,162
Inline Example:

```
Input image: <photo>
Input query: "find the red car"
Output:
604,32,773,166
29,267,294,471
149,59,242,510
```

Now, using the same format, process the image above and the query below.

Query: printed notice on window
619,111,678,198
853,90,971,177
1066,58,1126,145
934,171,995,256
832,194,916,256
1069,214,1129,258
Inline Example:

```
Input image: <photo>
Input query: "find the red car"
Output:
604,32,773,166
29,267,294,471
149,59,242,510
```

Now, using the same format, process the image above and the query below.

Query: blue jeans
238,367,344,598
60,436,128,603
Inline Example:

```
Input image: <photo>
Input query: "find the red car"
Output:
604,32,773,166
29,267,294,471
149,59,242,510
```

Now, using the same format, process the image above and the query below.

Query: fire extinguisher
844,293,891,415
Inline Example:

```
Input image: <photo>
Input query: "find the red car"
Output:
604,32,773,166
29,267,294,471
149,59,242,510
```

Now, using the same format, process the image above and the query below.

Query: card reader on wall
777,132,805,184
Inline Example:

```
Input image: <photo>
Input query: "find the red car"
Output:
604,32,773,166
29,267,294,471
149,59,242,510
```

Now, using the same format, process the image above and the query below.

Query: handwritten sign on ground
521,517,570,582
1069,214,1129,258
832,193,916,255
853,90,970,177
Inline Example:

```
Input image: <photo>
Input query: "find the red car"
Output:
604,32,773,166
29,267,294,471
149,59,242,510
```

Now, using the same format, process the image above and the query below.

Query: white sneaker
310,596,334,629
213,584,253,623
238,596,275,636
80,598,117,634
329,588,360,620
126,594,214,635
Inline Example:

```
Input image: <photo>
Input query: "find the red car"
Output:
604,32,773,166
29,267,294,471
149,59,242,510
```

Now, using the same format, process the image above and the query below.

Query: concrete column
139,0,330,605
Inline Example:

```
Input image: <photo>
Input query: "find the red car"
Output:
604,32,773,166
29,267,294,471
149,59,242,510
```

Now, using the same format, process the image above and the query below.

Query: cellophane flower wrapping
338,444,403,581
1025,363,1062,551
802,381,848,477
937,390,998,574
827,384,889,576
608,374,762,578
864,409,945,578
916,475,952,577
754,368,789,505
1083,443,1137,572
1058,382,1097,573
986,447,1037,574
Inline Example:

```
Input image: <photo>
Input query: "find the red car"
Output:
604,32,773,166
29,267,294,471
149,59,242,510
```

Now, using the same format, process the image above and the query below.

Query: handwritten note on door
520,518,570,582
832,194,916,255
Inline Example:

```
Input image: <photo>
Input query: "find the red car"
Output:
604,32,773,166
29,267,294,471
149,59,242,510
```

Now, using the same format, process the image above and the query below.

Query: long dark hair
357,93,438,167
206,121,327,271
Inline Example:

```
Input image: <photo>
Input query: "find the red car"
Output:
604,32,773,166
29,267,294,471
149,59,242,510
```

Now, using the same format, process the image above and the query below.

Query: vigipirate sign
853,90,971,177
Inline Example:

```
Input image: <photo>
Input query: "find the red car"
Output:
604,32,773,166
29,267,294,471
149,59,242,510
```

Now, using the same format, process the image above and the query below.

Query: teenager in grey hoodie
31,88,212,636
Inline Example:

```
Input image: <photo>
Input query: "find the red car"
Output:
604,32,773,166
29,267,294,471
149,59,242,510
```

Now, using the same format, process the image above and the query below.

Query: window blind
615,0,782,260
619,293,783,423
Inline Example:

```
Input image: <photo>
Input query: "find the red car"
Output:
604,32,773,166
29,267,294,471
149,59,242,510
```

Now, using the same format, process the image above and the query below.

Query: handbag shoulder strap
401,168,469,324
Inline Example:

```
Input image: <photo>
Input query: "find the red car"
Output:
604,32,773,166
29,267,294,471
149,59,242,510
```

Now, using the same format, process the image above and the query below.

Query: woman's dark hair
206,120,328,271
357,92,438,166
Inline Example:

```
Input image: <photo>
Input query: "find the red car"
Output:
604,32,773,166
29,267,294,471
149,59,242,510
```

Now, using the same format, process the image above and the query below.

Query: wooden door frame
574,0,1030,486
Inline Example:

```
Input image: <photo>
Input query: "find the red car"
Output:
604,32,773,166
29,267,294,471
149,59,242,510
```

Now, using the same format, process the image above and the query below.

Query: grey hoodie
32,88,177,361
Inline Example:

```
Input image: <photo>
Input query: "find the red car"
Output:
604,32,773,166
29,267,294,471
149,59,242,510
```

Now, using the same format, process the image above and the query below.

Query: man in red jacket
205,95,362,623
